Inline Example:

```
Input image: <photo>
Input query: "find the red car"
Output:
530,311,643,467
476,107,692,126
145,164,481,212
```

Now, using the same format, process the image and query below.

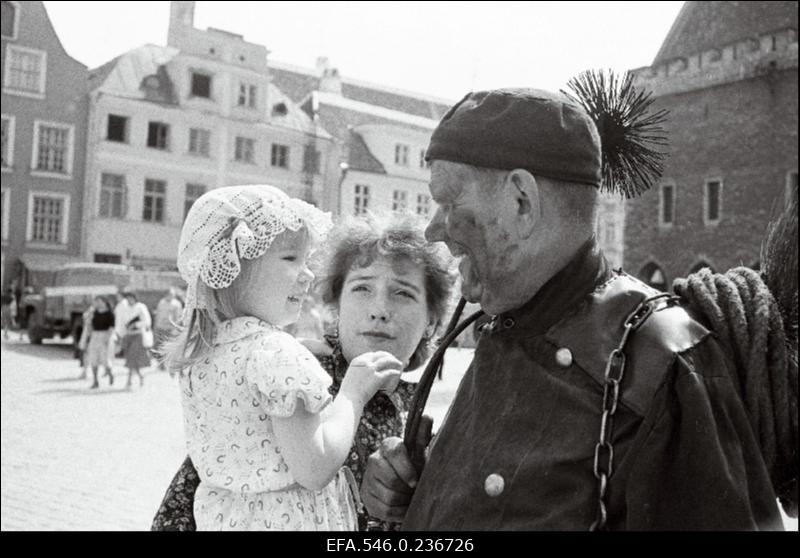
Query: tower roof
653,1,798,65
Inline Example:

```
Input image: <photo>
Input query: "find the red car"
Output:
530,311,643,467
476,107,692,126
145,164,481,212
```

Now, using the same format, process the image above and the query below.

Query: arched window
639,262,668,291
689,261,715,275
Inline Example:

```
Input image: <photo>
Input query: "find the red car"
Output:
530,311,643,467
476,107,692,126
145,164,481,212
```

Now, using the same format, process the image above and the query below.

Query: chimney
168,1,195,46
318,60,341,96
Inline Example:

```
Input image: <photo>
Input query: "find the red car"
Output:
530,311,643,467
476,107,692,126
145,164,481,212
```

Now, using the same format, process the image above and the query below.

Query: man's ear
505,169,540,239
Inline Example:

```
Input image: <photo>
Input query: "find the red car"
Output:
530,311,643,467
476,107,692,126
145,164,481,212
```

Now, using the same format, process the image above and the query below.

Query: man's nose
425,209,445,242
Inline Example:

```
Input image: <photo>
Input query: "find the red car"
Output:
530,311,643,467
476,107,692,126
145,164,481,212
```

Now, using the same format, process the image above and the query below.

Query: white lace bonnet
177,184,332,320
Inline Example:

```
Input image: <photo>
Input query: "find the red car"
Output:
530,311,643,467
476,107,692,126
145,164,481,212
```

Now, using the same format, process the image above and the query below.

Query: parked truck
20,263,184,346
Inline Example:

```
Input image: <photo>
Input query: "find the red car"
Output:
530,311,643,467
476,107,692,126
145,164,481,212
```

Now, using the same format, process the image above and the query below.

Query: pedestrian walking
114,289,152,389
78,296,116,389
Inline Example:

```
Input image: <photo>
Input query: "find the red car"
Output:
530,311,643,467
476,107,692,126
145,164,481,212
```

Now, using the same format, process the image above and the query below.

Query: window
184,183,206,219
238,83,257,108
1,2,18,40
235,137,255,163
147,121,170,150
99,173,126,219
271,144,289,168
188,128,210,157
416,193,430,216
392,190,408,212
395,144,409,166
303,145,320,174
190,72,212,98
106,114,128,143
704,178,722,225
143,179,166,223
94,253,122,264
32,121,74,176
419,149,429,169
1,115,14,169
3,45,46,96
354,184,370,215
659,183,675,227
787,171,798,207
1,188,9,241
27,193,69,244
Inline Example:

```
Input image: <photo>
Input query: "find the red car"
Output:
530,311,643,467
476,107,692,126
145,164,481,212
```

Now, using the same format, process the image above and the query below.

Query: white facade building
81,2,337,269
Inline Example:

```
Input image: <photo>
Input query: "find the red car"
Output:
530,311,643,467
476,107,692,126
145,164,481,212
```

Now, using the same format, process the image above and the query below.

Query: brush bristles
562,69,669,199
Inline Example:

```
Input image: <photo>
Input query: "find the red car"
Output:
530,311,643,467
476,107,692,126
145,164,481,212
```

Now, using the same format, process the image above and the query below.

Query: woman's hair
315,212,457,370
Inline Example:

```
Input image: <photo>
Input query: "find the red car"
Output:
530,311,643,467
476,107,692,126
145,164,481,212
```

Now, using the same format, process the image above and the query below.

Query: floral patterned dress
179,317,359,531
152,331,415,531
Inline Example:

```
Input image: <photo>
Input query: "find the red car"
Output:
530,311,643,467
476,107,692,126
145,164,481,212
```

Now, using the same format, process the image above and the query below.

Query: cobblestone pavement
2,336,794,531
0,336,469,531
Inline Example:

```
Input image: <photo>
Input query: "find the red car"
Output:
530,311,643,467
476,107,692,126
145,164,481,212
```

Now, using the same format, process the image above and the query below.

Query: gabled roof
88,44,180,103
267,83,331,139
653,1,799,65
88,46,331,138
269,61,453,120
347,129,386,174
313,101,435,146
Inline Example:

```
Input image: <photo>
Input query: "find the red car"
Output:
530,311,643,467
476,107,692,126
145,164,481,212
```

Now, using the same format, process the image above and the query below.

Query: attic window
271,103,288,117
209,47,216,55
144,76,160,89
191,72,212,98
239,55,245,62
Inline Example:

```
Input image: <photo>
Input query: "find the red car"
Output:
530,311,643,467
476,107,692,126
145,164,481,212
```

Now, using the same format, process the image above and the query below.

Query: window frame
237,82,258,109
354,184,370,215
395,143,409,166
703,177,723,226
30,120,75,179
3,44,47,99
416,193,430,216
188,127,211,157
184,183,207,220
190,71,213,100
1,1,21,41
26,191,70,246
234,136,256,164
658,181,676,229
147,121,170,151
392,189,408,212
98,172,127,219
106,114,129,143
142,178,167,224
270,143,289,169
1,113,15,171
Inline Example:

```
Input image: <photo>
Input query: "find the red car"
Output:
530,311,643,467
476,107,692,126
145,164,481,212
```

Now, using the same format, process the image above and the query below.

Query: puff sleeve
245,331,332,417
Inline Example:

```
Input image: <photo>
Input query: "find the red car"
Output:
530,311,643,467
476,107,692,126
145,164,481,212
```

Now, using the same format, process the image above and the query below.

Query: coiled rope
674,267,798,517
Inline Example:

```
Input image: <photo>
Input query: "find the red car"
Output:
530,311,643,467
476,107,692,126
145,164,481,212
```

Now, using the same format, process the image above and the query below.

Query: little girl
169,185,401,531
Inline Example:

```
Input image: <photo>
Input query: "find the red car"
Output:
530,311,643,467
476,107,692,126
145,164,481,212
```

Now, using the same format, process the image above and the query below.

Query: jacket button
555,347,573,368
484,473,504,497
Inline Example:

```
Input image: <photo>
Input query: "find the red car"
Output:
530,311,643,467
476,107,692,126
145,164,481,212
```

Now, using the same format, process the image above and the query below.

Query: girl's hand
340,351,402,406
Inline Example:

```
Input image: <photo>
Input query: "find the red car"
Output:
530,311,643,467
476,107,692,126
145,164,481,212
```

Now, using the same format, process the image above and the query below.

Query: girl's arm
272,351,402,491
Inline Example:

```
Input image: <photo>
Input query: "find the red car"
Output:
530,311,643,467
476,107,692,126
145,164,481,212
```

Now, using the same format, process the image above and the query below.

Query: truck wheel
28,324,44,345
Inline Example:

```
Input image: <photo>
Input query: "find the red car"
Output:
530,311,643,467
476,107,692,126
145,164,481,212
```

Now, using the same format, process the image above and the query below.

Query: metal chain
589,293,680,531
